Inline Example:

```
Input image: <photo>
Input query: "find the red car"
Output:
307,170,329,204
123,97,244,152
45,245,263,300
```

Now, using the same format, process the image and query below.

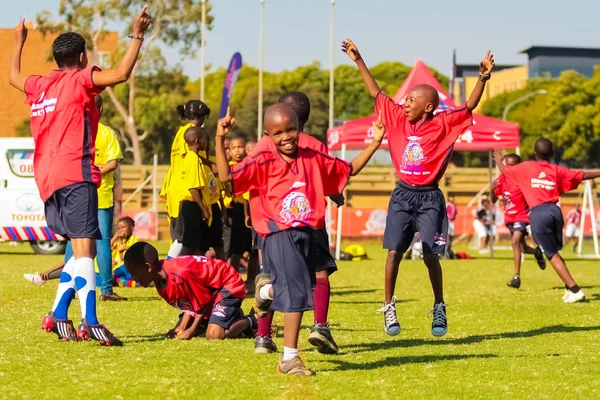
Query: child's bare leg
283,312,302,352
205,318,249,340
549,254,577,287
423,254,444,303
385,250,403,303
511,231,524,276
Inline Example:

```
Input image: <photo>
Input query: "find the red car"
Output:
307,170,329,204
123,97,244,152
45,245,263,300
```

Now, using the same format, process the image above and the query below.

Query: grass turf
1,241,600,399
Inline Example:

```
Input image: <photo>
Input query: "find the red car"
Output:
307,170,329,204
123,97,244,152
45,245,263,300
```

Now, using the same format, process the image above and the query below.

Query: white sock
73,257,98,325
260,284,273,301
282,346,299,361
168,240,182,259
51,256,76,319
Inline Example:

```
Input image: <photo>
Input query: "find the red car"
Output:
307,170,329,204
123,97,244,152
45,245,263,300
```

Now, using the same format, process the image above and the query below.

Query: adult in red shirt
445,196,457,255
215,104,385,376
8,9,151,346
491,153,546,290
496,139,600,303
123,242,255,340
343,38,494,337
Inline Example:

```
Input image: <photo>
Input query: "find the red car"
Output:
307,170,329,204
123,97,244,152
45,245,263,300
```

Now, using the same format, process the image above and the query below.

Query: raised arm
583,171,600,180
342,38,381,98
91,7,151,87
350,111,384,175
466,50,495,111
493,150,505,173
215,107,236,183
8,19,29,93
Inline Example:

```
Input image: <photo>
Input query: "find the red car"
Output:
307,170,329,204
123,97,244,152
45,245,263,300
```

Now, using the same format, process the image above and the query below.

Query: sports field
2,241,599,399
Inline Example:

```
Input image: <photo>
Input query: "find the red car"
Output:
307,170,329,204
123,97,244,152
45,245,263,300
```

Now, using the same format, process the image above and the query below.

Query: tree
36,0,213,165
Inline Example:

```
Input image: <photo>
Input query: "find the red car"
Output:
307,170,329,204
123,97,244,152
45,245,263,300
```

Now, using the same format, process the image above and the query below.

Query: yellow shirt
95,123,123,209
169,151,212,223
200,152,222,206
170,123,195,171
223,160,247,208
162,123,194,218
94,235,139,273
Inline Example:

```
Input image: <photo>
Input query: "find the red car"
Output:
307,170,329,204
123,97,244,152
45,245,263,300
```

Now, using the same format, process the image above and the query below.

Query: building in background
0,23,118,137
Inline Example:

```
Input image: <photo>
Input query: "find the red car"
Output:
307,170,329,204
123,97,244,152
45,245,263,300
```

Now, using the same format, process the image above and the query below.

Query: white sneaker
563,290,585,303
24,273,45,286
562,290,570,301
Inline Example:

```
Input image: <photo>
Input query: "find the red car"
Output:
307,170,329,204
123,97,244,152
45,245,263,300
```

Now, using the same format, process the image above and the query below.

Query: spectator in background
445,196,457,257
565,204,582,252
473,197,494,251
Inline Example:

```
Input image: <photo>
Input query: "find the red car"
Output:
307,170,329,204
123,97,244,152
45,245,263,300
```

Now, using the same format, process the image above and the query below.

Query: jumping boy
216,104,385,375
494,139,600,303
124,242,255,340
9,8,151,345
491,153,546,289
342,37,494,337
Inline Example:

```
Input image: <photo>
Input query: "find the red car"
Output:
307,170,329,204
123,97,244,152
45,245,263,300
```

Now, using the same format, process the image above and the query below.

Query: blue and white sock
51,256,76,320
167,240,182,259
73,257,99,325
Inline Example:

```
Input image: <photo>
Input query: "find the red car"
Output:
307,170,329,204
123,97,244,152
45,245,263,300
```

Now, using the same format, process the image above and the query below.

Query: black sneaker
376,296,401,336
308,323,338,354
534,247,546,270
255,336,278,353
42,312,80,342
507,275,521,289
429,302,448,337
77,319,123,346
242,312,258,339
252,273,272,318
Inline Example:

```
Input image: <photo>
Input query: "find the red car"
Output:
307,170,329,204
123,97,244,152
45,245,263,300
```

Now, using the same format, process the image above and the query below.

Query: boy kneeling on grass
124,242,256,340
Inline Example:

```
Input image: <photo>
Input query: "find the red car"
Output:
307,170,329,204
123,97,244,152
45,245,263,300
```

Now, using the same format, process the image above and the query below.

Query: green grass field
1,241,600,399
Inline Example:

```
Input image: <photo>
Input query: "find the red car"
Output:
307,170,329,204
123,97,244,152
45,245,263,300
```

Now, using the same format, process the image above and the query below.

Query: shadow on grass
331,299,415,305
344,325,600,354
317,353,498,371
124,296,161,302
333,289,379,296
122,333,168,343
551,285,600,290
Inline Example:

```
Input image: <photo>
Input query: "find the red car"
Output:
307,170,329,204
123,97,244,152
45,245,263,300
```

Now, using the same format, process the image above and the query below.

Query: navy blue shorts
180,201,210,252
314,227,337,274
383,181,448,254
208,297,244,329
44,182,100,240
530,203,563,260
251,229,261,251
261,228,315,313
208,203,224,249
507,221,529,236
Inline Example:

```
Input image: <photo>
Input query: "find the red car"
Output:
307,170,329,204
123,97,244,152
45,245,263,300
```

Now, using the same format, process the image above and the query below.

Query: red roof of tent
327,61,520,152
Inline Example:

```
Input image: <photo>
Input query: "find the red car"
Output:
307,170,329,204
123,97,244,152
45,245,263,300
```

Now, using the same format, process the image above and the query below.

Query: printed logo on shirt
171,298,193,312
530,174,556,190
434,232,447,246
212,304,227,318
30,92,58,118
538,172,546,179
209,177,217,196
400,136,428,175
290,181,306,189
280,191,313,226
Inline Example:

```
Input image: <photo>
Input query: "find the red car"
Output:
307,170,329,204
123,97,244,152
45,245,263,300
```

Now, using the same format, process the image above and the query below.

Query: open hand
479,50,495,75
133,5,152,37
15,18,28,46
245,216,252,229
372,111,386,142
216,106,236,137
175,329,193,340
341,38,361,62
492,150,504,165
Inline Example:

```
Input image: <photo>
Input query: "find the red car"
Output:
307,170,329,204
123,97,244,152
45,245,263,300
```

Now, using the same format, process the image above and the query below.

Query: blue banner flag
219,52,243,118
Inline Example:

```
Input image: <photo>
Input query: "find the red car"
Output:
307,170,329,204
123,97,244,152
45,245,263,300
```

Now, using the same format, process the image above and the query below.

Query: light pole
502,89,547,155
328,0,336,256
200,0,207,102
257,0,265,140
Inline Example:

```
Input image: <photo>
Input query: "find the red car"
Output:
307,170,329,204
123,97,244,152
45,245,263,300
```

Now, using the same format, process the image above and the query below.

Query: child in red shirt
9,9,151,346
496,139,600,303
124,242,255,340
343,38,494,337
215,104,385,376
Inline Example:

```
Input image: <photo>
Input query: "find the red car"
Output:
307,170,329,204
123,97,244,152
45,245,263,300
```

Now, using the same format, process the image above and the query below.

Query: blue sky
4,0,600,79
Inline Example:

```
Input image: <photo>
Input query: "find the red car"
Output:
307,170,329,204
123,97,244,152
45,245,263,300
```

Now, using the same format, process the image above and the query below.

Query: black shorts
507,221,529,236
530,203,563,260
208,203,224,249
383,181,448,254
227,203,251,256
208,297,244,329
170,216,184,242
251,229,262,251
44,182,100,240
314,227,337,274
180,201,209,252
261,228,315,313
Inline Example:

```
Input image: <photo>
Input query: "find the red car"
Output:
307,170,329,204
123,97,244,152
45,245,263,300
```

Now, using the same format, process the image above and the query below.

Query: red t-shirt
503,161,584,209
493,174,530,224
566,209,582,225
446,202,457,221
231,139,351,236
156,256,245,316
24,67,103,201
375,92,472,186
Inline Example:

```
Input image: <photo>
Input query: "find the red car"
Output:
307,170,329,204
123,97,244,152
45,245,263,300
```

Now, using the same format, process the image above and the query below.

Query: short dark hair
503,153,522,164
278,92,311,126
123,241,154,271
534,138,554,161
118,216,135,227
177,100,211,121
52,32,87,68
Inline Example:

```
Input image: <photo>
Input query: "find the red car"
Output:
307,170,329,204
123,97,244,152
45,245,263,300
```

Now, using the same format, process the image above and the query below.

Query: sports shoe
376,296,401,336
276,357,315,376
255,336,278,353
534,247,546,270
42,312,79,342
252,273,272,318
429,302,448,337
563,289,585,303
242,312,258,339
308,323,338,354
507,275,521,289
100,293,128,301
562,289,570,301
77,319,123,346
24,273,46,286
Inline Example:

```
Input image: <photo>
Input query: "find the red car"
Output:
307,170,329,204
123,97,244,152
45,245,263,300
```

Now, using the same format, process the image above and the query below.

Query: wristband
479,73,491,82
128,34,144,42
